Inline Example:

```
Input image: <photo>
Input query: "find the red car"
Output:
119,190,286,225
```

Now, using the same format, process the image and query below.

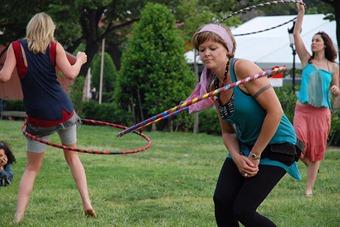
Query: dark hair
311,31,337,62
0,141,16,164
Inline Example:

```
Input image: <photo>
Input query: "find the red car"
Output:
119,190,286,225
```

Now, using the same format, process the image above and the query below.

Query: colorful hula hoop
117,67,287,137
23,119,152,155
220,0,305,36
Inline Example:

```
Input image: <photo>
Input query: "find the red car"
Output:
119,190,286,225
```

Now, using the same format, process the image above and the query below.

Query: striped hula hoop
23,119,152,155
117,67,287,137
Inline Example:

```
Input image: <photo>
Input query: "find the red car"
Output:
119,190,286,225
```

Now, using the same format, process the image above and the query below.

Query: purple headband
196,24,234,53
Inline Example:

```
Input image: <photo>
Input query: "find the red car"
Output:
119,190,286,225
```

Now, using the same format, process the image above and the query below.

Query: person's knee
232,203,254,223
64,150,81,166
213,191,234,208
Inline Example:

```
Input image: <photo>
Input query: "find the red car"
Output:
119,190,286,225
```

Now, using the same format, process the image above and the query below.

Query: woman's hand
296,0,305,14
330,85,340,96
233,154,259,178
76,51,87,65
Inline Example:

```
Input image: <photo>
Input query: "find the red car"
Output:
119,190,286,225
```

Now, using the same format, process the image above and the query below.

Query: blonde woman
0,12,96,222
293,2,339,197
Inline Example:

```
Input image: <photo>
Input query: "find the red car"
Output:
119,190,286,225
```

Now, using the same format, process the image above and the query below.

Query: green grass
1,119,340,226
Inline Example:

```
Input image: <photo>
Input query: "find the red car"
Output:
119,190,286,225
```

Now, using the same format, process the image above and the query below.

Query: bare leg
63,144,96,217
305,160,321,196
15,152,45,223
300,156,312,167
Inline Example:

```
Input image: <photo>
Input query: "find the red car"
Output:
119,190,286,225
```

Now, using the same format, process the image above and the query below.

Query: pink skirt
293,103,331,162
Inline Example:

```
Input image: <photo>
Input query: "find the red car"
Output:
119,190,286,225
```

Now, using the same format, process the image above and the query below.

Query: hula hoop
22,119,152,155
219,0,304,36
117,67,287,137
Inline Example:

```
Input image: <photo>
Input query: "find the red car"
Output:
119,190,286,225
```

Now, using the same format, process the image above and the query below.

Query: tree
319,0,340,57
0,0,183,73
91,52,117,102
116,3,195,125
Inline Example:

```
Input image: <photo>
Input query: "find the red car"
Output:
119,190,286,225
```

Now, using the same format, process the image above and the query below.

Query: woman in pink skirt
293,1,339,196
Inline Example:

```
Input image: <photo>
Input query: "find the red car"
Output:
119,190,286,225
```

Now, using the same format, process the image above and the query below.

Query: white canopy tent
185,14,338,70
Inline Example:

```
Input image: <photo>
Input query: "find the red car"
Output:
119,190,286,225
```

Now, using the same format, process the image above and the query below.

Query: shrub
117,3,195,124
274,85,297,122
80,101,133,126
91,52,118,103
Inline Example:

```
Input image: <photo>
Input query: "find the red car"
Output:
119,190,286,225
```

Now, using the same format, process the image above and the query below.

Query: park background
1,0,340,226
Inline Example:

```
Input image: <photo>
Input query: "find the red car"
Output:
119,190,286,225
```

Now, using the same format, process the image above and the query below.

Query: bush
274,85,297,122
91,52,118,103
1,100,25,111
329,110,340,146
80,101,133,126
198,108,220,135
69,76,85,114
117,3,195,123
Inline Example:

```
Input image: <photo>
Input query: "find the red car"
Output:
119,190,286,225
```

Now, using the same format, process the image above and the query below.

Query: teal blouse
297,63,333,108
225,59,301,180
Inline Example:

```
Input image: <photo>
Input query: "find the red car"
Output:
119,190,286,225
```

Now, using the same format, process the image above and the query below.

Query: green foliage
91,52,118,102
80,101,133,125
47,3,82,49
0,100,25,111
117,3,195,122
175,0,241,44
198,108,221,135
69,75,85,114
274,85,297,122
329,110,340,146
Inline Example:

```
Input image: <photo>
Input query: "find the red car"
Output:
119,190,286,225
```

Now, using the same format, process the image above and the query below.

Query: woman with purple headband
188,23,301,226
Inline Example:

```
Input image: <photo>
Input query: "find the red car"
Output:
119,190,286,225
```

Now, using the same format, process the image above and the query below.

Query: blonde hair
26,12,56,54
192,24,236,58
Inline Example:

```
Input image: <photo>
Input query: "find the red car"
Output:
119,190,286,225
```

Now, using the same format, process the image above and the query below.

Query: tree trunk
152,123,156,131
79,8,102,76
193,112,199,134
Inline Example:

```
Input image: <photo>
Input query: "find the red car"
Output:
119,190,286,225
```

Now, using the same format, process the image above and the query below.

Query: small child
0,141,16,186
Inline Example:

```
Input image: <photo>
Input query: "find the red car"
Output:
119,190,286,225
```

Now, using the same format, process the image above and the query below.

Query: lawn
1,119,340,226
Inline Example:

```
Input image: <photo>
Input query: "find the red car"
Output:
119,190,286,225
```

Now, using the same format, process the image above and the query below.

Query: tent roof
185,14,338,69
232,14,338,69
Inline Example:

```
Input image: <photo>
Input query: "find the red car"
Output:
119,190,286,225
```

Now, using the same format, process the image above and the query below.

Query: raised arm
55,42,87,80
0,44,16,82
293,1,310,66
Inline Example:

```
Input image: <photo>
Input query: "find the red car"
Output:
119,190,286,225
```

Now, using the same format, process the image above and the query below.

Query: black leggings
213,158,286,227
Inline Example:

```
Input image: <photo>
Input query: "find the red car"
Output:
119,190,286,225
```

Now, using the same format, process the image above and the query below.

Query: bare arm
293,1,310,66
218,107,259,176
218,115,239,159
0,44,16,82
235,59,283,158
330,63,340,96
55,42,87,79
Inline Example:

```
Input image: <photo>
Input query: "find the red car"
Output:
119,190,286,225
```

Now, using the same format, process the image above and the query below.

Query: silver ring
244,173,248,177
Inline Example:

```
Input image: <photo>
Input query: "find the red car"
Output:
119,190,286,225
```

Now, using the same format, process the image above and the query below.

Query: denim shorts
25,113,80,153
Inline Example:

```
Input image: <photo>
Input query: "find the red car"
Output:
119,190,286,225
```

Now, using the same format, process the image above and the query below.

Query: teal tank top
297,64,332,108
224,58,296,145
222,59,300,180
